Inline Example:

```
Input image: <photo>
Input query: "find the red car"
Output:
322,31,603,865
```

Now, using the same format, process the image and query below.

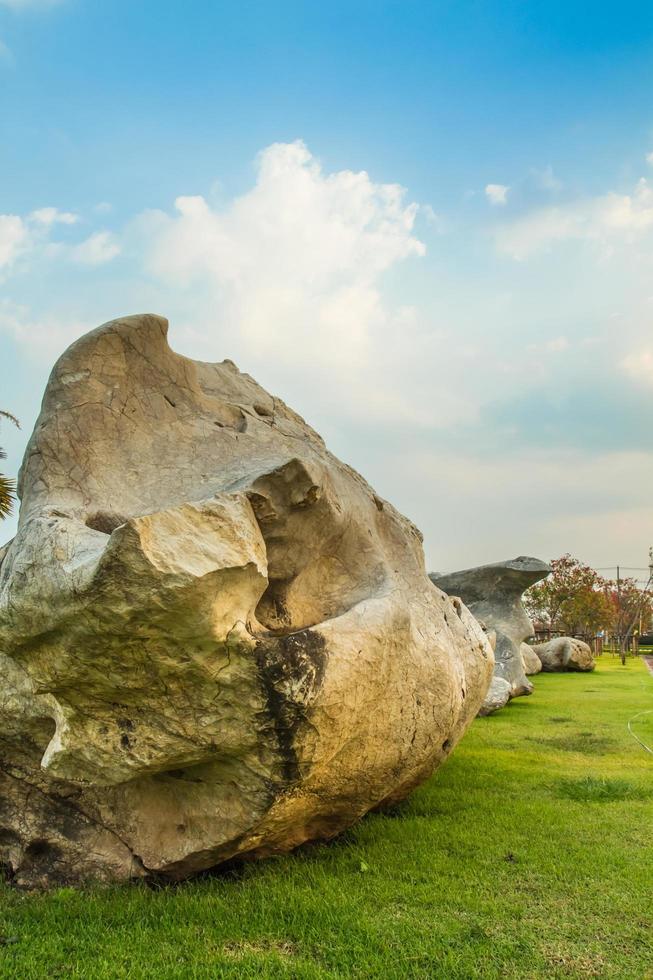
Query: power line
595,566,650,572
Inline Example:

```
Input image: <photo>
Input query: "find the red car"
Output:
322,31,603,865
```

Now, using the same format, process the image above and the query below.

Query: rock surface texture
430,557,550,713
476,676,512,716
521,642,543,676
532,637,595,672
0,314,494,887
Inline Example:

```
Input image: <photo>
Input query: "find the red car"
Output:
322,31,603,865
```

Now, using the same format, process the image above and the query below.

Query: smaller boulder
431,556,549,705
478,677,512,716
521,642,542,676
532,637,595,672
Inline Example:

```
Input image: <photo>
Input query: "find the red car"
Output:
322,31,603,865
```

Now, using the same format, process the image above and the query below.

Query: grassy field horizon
1,656,651,979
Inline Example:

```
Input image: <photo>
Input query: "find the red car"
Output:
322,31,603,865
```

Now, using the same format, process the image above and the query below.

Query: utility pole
618,548,653,666
617,565,624,664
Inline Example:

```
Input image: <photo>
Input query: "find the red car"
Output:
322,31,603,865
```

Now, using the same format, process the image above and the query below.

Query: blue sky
2,0,653,572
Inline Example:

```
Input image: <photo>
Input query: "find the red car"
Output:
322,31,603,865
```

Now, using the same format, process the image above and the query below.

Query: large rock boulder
0,314,493,888
532,637,595,672
430,557,550,713
521,642,543,675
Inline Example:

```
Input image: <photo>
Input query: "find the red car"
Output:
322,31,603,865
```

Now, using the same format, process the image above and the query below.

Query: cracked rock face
430,557,550,712
532,637,595,672
0,314,494,888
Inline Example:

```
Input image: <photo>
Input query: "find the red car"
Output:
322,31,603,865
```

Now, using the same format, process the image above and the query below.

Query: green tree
603,576,653,651
524,554,612,638
0,410,20,520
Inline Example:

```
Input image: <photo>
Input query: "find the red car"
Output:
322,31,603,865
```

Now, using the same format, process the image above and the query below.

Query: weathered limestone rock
521,642,542,676
430,557,550,713
477,676,511,716
532,637,595,672
0,314,494,887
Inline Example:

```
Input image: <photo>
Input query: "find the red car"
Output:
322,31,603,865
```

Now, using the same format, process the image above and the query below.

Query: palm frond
0,473,16,519
0,411,19,429
0,411,20,519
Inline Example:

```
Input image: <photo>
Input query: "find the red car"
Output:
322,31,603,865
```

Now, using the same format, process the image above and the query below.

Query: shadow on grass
529,732,618,754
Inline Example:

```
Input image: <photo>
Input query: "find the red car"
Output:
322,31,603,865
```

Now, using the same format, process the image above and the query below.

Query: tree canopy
524,553,653,641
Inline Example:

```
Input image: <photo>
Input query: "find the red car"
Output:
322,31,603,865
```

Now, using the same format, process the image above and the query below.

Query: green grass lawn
1,657,652,979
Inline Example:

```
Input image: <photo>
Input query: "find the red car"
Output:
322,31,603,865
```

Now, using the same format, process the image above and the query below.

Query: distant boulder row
431,556,550,715
531,637,595,672
0,314,494,888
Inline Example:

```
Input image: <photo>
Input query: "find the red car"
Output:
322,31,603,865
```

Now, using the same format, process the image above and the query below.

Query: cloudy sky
2,0,653,573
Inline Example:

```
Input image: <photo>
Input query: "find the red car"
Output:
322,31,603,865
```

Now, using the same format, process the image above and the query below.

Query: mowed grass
1,659,652,979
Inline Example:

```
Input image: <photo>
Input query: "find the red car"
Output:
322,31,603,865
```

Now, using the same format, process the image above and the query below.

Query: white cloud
485,183,509,206
1,132,473,441
495,176,653,259
29,206,78,226
0,206,83,272
647,152,653,166
0,0,62,8
140,140,426,383
0,214,28,269
71,230,120,265
4,142,653,572
0,299,86,361
531,165,562,192
621,349,653,385
525,335,571,356
0,38,14,65
93,202,113,215
394,447,653,572
0,205,119,275
546,336,569,353
420,203,443,229
5,139,422,423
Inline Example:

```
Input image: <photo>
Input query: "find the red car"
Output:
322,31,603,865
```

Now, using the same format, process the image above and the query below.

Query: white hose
627,709,653,756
